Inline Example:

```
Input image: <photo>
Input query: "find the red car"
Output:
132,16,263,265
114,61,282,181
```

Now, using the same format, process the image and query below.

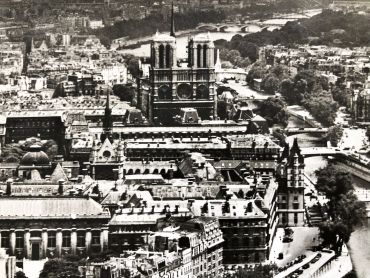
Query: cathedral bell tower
143,3,216,125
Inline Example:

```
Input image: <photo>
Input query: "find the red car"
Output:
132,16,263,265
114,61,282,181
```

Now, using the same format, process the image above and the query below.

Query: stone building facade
0,197,110,261
138,7,216,125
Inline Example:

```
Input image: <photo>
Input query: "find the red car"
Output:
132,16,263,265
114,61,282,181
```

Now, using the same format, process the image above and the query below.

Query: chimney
6,179,13,195
58,179,65,195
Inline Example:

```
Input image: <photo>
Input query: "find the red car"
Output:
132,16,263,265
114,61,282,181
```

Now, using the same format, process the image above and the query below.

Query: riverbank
115,9,322,56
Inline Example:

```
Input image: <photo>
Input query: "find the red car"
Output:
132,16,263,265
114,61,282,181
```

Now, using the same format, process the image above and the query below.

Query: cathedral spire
170,2,176,37
101,90,113,143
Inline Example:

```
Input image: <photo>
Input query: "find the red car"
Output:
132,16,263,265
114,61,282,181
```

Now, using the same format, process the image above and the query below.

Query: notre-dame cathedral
137,5,217,125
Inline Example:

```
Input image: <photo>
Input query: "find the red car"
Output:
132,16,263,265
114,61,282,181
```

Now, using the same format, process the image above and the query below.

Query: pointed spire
105,89,110,112
215,49,221,70
290,137,301,155
170,2,176,37
101,89,113,143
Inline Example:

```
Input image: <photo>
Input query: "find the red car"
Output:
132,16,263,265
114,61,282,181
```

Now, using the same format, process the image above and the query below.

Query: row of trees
247,64,344,126
218,49,252,69
215,36,259,63
315,164,366,254
255,97,289,127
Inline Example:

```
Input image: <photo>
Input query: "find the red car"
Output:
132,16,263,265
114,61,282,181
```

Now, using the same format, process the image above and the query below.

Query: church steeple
103,90,112,129
170,2,176,37
101,90,113,143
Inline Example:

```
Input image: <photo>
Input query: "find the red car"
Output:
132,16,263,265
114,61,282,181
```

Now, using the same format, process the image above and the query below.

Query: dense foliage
39,257,81,278
223,10,370,52
15,272,28,278
247,64,290,95
278,70,338,126
315,164,366,253
219,49,251,69
326,125,344,147
255,97,289,127
0,139,58,164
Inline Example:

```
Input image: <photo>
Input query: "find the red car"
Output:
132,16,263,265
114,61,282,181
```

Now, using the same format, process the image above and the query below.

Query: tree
219,49,251,68
303,84,338,126
113,84,135,102
0,73,7,85
43,139,59,160
315,164,353,199
15,272,28,278
246,62,266,84
366,126,370,141
315,164,366,253
280,78,301,104
256,97,289,127
262,74,279,95
124,54,141,78
99,35,111,49
332,85,350,107
326,126,343,147
39,258,80,278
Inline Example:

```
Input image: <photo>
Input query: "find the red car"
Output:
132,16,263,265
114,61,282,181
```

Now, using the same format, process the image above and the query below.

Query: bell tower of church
143,3,216,125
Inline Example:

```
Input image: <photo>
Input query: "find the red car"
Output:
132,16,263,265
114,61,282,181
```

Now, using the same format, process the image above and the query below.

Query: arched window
159,44,165,68
151,45,156,67
203,45,208,67
103,150,111,158
196,85,209,99
158,85,172,100
177,84,193,99
197,44,202,68
165,45,171,68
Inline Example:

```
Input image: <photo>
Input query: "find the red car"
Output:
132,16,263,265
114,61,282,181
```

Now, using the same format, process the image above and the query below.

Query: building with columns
0,197,110,262
137,5,217,125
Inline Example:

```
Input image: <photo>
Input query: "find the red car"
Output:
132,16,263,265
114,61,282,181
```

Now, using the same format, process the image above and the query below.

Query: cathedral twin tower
139,4,217,125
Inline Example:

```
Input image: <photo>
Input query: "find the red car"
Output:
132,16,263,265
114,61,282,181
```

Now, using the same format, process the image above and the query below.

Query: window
197,44,202,67
48,231,56,248
159,44,165,68
15,231,23,249
77,231,85,248
280,203,287,209
92,231,100,245
294,196,298,201
294,213,298,224
293,203,299,210
165,45,171,68
31,231,41,238
203,45,207,67
62,231,71,248
1,231,9,248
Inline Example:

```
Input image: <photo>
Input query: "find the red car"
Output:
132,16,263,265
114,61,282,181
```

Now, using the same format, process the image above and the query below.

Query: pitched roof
50,163,68,182
0,197,110,219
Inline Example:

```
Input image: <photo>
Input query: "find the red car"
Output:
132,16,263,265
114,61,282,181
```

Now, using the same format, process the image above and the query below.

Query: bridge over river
285,127,328,135
196,9,322,33
300,147,344,157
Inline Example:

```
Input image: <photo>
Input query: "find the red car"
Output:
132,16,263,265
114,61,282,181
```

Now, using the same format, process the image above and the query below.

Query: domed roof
20,144,50,166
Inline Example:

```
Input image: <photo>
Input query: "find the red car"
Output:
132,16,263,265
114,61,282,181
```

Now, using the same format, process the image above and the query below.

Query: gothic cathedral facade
138,6,217,125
